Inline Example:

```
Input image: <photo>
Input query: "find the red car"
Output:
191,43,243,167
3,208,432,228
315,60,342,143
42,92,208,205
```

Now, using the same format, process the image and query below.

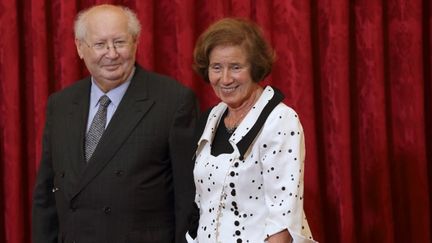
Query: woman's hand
267,229,293,243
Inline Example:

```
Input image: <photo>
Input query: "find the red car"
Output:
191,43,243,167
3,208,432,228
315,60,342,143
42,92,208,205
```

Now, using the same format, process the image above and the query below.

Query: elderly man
32,4,198,243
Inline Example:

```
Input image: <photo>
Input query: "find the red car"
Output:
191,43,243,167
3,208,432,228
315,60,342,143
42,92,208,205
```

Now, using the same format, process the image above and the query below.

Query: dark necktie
85,95,111,161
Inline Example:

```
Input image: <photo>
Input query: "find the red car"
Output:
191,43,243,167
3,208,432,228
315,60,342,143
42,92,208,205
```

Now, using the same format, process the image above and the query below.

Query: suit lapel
71,68,154,199
62,79,91,200
69,80,91,164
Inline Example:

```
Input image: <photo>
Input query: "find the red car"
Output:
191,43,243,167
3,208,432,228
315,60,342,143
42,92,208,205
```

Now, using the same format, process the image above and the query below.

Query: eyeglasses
82,39,132,54
209,63,249,74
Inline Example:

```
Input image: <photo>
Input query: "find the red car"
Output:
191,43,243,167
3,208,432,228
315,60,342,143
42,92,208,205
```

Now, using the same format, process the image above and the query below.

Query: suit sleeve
32,96,59,243
169,88,199,243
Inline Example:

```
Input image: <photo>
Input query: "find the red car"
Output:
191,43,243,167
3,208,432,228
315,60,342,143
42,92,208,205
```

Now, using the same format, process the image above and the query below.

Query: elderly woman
188,18,317,243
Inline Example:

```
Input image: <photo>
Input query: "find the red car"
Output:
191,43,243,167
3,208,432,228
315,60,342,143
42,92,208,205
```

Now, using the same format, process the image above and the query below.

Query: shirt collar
90,67,135,108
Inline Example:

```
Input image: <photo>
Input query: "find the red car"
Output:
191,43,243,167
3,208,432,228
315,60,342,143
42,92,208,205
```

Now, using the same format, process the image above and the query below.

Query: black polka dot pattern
191,87,316,242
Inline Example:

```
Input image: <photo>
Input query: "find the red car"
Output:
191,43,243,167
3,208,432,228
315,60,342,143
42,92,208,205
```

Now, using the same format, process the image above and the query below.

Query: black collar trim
236,87,285,160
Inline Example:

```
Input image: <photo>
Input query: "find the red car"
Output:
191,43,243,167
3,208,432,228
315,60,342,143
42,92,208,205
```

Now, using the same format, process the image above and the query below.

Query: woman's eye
210,65,221,72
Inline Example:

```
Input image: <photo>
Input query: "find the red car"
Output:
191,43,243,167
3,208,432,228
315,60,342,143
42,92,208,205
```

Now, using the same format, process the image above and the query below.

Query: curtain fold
0,0,430,242
385,1,430,242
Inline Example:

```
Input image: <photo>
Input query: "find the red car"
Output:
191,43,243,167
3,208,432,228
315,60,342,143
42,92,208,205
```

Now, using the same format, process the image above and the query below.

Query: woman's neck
225,86,263,130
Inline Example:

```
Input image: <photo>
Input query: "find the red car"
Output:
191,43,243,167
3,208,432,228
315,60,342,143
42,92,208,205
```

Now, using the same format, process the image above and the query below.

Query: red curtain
0,0,430,242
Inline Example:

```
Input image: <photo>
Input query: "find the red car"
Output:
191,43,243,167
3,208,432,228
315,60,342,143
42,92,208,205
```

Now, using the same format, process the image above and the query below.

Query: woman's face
208,45,258,108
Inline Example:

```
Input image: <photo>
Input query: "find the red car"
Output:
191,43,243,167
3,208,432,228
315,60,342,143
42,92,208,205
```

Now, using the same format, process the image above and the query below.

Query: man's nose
105,45,119,58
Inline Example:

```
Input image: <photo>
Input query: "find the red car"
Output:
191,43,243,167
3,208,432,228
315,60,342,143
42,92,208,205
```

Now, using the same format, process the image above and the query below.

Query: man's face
75,7,137,92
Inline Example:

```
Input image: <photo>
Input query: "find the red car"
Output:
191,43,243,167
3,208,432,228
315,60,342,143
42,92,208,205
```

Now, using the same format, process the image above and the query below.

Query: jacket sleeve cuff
186,231,197,243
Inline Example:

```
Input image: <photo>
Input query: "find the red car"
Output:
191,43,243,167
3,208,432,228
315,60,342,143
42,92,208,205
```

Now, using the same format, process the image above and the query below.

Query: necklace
224,87,262,134
225,126,237,134
224,112,246,134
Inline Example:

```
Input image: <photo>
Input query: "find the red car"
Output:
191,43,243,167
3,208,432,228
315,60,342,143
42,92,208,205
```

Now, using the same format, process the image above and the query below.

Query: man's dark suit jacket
32,66,199,243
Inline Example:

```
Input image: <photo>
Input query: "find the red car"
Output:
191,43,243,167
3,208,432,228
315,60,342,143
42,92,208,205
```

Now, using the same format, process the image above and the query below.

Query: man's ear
75,39,84,59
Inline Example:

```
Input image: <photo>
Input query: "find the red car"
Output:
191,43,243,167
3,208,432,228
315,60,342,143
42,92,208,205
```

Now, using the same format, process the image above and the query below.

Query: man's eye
114,41,127,47
93,43,105,49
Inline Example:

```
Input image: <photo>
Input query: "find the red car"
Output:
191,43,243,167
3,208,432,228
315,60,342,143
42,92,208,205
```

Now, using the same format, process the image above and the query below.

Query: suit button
114,170,124,177
70,206,77,212
103,206,111,214
60,172,65,178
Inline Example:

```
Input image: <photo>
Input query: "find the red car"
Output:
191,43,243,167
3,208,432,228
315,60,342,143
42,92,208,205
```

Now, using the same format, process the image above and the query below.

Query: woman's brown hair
193,18,275,83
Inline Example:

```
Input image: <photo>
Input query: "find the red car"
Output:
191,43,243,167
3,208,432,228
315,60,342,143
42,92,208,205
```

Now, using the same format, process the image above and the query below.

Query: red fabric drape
0,0,430,242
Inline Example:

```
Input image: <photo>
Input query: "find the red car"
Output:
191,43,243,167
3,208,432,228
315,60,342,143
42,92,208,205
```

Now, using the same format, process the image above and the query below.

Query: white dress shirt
86,68,134,132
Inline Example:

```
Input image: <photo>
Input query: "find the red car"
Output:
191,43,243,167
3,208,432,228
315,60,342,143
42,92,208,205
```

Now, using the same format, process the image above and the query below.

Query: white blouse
189,86,317,243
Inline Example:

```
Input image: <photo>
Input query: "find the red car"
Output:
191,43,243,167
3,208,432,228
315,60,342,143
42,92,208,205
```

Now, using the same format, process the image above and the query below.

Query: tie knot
99,95,111,108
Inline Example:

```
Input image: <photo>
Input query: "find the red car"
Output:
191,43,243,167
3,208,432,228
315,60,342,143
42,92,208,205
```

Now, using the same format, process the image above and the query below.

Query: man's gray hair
74,4,141,40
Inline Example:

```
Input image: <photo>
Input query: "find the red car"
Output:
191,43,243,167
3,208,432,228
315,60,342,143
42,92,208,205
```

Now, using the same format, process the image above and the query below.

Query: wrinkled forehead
83,9,130,40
